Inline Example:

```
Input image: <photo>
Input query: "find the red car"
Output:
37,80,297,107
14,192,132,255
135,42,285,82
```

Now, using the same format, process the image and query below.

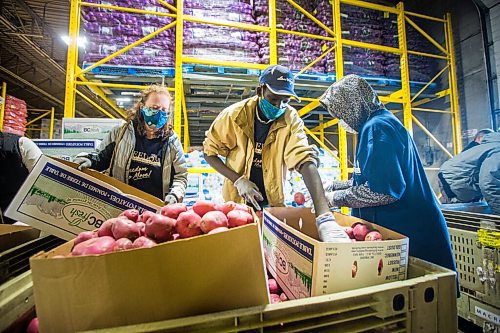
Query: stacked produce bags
2,95,28,136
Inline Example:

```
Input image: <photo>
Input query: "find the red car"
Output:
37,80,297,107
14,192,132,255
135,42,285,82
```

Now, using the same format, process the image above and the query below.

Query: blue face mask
141,106,168,129
258,97,287,121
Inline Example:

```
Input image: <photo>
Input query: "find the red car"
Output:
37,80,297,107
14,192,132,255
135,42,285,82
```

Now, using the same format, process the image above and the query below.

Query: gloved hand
164,194,178,205
73,156,92,170
315,212,351,242
325,191,337,208
234,176,264,211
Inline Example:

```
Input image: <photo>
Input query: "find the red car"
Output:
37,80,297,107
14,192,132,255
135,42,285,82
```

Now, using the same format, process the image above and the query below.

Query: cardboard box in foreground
30,222,269,332
263,207,409,299
6,156,163,240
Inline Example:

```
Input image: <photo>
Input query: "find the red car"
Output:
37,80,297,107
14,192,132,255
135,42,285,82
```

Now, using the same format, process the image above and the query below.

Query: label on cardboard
5,157,160,240
475,306,499,325
62,118,125,140
34,140,99,162
263,213,314,299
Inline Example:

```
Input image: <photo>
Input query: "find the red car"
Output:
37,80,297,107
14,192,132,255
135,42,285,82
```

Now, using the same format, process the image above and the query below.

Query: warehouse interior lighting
61,35,87,48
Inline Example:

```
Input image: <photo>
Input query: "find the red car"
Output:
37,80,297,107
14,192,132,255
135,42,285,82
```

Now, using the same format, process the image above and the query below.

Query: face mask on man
141,106,168,129
258,95,288,121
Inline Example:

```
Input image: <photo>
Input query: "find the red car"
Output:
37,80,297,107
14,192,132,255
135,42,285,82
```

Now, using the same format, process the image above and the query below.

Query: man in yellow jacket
204,65,349,241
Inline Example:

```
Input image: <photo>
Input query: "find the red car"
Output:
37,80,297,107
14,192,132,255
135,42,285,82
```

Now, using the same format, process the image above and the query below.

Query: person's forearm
299,162,330,216
204,154,241,183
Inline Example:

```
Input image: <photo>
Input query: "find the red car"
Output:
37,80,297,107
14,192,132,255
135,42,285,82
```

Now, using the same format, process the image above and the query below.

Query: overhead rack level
62,0,462,184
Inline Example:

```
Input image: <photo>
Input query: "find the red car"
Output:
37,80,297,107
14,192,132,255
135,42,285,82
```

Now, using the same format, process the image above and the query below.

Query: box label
475,306,499,325
263,214,314,299
34,140,99,162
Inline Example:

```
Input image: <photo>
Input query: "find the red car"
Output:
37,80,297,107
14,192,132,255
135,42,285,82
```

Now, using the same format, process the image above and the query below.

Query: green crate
80,257,457,333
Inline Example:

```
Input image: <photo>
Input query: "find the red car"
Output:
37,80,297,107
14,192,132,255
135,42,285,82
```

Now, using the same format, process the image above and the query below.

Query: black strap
438,172,456,199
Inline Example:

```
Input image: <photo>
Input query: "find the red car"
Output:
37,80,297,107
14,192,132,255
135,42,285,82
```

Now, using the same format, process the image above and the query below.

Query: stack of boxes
40,119,62,139
2,95,28,136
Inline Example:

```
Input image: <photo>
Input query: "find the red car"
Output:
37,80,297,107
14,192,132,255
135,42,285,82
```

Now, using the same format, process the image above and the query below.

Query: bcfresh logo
275,247,289,275
62,203,107,229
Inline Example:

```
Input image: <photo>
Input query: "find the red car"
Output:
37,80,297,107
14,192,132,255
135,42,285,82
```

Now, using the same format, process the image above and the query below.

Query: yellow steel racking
63,0,462,182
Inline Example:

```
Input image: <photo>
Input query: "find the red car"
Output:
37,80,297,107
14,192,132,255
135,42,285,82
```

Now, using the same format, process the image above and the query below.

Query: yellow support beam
412,107,452,114
319,114,324,143
341,0,399,15
445,13,463,154
75,90,116,119
276,29,336,42
76,67,127,118
75,81,174,92
412,115,453,159
410,65,449,103
181,85,190,149
80,2,176,18
436,89,451,98
0,82,6,131
174,0,184,137
342,39,402,54
405,10,447,23
295,46,335,77
397,2,413,135
311,118,339,132
304,127,341,163
26,111,51,127
49,107,55,139
297,100,321,117
79,21,176,76
405,16,448,55
64,0,80,118
407,50,448,60
286,0,335,36
269,0,278,64
182,57,267,70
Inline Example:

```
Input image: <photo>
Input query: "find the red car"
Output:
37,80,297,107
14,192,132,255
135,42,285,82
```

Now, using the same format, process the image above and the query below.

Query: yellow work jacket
203,95,319,207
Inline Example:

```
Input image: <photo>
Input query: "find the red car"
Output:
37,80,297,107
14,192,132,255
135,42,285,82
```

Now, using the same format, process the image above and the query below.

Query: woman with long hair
74,85,188,204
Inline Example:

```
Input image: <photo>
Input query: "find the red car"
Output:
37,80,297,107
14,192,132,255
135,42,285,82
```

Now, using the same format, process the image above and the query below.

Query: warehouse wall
485,0,500,128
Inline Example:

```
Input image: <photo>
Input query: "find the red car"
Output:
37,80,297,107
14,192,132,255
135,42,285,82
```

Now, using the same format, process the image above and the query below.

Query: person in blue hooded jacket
319,75,457,281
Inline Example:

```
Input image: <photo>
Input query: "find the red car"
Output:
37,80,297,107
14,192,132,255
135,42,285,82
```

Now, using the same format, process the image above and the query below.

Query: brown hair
127,84,173,140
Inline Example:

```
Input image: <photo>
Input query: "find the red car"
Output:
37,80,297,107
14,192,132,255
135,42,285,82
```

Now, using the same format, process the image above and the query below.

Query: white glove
234,176,264,211
164,194,178,205
73,156,92,170
315,212,351,242
325,191,337,208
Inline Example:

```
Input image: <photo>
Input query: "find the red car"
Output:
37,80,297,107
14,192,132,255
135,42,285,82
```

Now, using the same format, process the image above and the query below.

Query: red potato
119,209,140,222
365,230,383,241
71,236,116,256
227,209,253,228
137,210,156,223
160,203,188,219
26,317,39,333
208,227,229,234
97,218,117,237
74,231,97,245
144,213,176,242
200,211,228,233
112,218,141,240
294,192,306,205
132,236,157,249
267,278,281,294
270,294,281,304
233,203,251,213
176,211,203,238
193,200,219,217
279,293,288,302
353,223,371,241
220,201,238,215
113,238,134,251
344,227,355,239
136,222,146,236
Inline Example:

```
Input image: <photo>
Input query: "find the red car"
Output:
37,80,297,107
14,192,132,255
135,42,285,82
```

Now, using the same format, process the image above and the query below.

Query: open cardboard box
30,219,269,333
263,207,409,299
5,155,163,240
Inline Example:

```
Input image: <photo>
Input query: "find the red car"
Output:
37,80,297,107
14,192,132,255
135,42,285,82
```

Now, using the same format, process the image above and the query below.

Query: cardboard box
5,155,163,240
62,118,125,140
0,225,40,253
263,207,409,299
30,222,269,332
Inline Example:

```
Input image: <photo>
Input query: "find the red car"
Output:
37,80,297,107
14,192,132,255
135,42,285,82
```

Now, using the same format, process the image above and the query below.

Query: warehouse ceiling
0,0,119,118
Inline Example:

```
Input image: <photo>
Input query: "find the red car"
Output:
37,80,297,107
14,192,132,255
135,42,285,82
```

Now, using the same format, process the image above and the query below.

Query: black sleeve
87,141,116,172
